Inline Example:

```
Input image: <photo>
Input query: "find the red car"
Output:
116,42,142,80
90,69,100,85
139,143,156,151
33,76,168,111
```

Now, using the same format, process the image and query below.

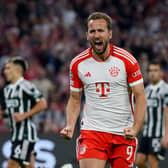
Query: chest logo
84,72,91,77
6,99,19,108
109,66,120,77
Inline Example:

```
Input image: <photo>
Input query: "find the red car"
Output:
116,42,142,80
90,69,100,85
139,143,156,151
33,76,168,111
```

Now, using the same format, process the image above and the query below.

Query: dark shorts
10,140,36,165
137,136,166,160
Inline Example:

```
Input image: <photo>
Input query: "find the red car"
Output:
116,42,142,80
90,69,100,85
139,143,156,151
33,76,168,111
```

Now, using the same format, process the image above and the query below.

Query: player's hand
13,113,26,122
162,135,168,148
124,127,137,141
60,126,74,140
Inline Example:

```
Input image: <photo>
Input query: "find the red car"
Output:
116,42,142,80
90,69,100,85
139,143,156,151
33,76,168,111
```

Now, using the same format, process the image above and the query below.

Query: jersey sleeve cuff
129,78,143,87
70,86,83,92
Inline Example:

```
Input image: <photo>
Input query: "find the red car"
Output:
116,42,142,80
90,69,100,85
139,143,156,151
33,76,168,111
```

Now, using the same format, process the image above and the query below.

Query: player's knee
29,166,35,168
148,155,158,168
25,165,35,168
136,160,146,168
111,158,134,168
136,153,147,168
7,159,19,168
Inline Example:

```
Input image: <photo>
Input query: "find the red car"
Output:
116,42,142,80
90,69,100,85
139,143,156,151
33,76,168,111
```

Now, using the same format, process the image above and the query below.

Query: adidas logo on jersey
84,72,91,77
109,66,120,77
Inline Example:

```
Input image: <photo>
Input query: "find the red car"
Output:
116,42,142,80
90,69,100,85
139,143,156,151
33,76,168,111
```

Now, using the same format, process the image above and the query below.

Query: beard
91,41,109,55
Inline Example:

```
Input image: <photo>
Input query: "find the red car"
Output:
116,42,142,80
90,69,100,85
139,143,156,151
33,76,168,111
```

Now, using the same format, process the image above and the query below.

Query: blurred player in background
136,61,168,168
61,12,146,168
0,57,47,168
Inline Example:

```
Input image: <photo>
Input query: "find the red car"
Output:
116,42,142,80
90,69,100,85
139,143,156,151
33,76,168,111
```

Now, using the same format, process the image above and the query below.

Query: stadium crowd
0,0,168,133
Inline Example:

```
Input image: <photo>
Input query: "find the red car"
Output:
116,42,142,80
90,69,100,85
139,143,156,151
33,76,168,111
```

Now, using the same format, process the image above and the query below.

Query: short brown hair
87,12,112,30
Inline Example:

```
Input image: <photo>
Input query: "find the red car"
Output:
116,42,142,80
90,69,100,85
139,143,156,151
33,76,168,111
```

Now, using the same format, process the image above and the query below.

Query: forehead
149,65,161,71
5,62,14,68
88,19,108,30
149,64,161,70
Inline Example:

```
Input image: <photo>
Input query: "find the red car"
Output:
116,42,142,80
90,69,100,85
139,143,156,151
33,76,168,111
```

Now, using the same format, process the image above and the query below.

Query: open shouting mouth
94,41,104,50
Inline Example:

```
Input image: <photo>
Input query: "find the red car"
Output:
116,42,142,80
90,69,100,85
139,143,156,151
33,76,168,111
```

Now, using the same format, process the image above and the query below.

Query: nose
4,69,9,76
94,31,100,38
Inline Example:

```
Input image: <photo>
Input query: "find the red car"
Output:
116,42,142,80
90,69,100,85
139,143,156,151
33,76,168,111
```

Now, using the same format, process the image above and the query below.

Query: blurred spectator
0,0,168,132
55,64,69,95
24,57,41,81
138,52,149,86
44,88,66,133
32,67,54,100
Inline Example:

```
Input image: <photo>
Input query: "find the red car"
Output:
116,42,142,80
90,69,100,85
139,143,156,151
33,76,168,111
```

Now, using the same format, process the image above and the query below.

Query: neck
151,79,161,85
92,44,111,61
11,76,22,84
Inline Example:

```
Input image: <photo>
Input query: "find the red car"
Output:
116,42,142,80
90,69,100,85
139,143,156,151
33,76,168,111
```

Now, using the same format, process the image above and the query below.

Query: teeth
95,41,102,45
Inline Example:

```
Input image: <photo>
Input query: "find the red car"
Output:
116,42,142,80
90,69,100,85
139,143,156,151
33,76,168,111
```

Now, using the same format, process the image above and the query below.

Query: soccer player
60,12,146,168
0,57,47,168
136,61,168,168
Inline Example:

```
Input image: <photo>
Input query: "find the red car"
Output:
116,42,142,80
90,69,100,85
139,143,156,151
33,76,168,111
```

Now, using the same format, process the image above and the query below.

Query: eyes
89,29,105,34
148,69,160,72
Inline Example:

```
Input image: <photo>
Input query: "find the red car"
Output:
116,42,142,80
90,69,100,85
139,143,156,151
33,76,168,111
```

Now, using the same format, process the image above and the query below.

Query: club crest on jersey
109,66,120,77
79,144,87,155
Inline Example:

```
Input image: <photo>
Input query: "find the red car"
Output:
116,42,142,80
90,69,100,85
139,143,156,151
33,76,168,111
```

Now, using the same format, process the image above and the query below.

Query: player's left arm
132,83,147,134
161,105,168,148
161,89,168,148
123,57,147,140
124,83,147,140
14,98,47,122
14,83,47,122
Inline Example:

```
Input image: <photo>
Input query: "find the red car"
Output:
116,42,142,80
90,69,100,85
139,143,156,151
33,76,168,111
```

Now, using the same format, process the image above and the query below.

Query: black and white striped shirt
2,77,43,142
143,80,168,138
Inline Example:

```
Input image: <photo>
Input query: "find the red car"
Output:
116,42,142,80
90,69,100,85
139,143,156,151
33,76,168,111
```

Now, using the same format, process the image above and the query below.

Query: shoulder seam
78,48,90,56
113,46,136,65
70,50,90,69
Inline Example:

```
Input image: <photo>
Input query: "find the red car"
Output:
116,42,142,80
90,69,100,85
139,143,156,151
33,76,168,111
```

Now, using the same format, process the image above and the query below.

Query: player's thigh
23,153,35,168
136,153,147,168
7,158,20,168
148,154,158,168
29,153,35,168
109,143,136,168
79,158,106,168
76,131,108,162
30,153,35,168
111,157,134,168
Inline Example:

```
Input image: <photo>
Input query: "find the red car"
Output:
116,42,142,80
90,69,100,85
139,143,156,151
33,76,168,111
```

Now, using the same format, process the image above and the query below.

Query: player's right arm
60,55,84,139
161,89,168,148
60,90,82,139
162,106,168,148
122,52,146,140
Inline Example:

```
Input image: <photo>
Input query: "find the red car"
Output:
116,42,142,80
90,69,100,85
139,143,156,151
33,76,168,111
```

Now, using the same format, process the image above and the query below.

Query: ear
160,70,164,78
16,65,23,75
109,30,112,40
86,32,89,41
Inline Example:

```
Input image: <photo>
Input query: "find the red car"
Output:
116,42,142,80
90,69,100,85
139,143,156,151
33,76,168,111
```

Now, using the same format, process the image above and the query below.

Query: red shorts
76,130,137,168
